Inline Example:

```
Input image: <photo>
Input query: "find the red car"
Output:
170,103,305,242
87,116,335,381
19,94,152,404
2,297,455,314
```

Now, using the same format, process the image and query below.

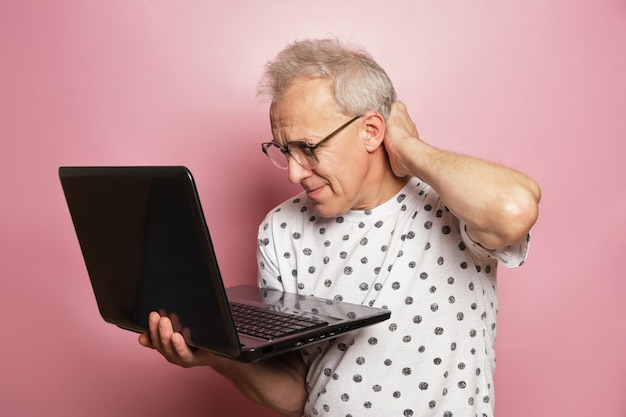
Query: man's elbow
471,183,540,250
496,183,541,247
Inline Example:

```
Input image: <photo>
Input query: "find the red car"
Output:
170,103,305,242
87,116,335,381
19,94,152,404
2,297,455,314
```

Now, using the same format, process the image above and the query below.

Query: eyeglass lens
264,142,315,169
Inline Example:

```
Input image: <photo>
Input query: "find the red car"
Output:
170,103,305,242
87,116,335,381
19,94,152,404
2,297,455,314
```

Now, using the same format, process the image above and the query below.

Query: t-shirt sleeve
459,220,530,268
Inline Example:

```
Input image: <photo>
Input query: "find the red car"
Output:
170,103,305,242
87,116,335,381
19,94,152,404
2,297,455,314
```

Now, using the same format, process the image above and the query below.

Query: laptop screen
60,167,239,355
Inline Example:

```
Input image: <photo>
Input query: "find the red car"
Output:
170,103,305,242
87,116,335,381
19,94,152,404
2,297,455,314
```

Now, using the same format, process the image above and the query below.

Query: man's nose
287,156,312,184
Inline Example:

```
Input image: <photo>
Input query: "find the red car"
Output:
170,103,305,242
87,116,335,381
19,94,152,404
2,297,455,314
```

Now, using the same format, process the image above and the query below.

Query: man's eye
290,142,308,152
296,144,315,156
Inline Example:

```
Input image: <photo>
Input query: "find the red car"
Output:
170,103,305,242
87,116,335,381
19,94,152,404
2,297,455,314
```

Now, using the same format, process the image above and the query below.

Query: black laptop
59,166,390,362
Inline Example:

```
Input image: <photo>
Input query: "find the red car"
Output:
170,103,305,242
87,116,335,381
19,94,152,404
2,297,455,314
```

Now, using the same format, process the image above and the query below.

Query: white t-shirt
257,177,529,417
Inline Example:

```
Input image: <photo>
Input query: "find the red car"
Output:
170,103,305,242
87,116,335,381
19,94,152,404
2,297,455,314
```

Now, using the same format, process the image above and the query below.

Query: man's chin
310,201,348,219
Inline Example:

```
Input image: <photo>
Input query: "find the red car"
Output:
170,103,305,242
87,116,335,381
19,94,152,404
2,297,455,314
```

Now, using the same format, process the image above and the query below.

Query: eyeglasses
261,115,362,170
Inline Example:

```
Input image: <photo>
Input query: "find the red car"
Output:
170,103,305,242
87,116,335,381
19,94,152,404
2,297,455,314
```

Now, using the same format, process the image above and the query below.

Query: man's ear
362,112,386,153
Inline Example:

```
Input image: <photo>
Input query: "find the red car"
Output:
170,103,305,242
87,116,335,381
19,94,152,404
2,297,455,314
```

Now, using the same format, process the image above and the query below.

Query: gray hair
257,38,397,119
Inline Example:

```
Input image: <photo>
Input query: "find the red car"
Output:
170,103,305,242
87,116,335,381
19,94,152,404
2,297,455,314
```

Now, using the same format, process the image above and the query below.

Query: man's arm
138,312,307,417
383,101,541,250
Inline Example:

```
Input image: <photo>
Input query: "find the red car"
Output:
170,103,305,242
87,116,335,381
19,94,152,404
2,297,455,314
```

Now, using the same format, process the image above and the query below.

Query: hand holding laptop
139,310,309,417
138,311,219,368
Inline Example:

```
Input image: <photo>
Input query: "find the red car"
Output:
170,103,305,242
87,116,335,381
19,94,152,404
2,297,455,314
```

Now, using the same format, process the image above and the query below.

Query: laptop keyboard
230,302,329,341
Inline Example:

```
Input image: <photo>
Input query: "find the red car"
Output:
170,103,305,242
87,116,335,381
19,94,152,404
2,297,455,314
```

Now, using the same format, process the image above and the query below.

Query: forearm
210,351,307,417
383,101,541,249
404,140,541,249
139,315,307,417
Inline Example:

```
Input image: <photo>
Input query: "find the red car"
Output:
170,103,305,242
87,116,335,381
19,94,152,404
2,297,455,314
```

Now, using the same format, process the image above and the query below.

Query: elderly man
139,38,541,417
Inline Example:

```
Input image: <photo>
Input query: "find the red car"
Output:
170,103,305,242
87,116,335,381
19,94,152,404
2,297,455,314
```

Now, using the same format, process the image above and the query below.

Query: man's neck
354,159,410,211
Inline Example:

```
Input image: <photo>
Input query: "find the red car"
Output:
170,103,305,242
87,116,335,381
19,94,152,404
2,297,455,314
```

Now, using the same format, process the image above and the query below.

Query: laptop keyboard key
230,302,328,340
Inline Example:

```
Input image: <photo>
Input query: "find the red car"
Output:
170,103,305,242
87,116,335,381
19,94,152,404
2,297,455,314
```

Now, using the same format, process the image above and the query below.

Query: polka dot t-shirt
257,177,529,417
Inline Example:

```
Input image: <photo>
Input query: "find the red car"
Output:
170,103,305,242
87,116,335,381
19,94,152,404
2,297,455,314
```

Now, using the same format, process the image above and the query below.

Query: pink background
1,1,625,416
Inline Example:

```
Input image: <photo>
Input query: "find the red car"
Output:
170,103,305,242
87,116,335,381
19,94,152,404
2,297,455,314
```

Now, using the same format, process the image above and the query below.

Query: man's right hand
138,311,224,368
138,311,308,417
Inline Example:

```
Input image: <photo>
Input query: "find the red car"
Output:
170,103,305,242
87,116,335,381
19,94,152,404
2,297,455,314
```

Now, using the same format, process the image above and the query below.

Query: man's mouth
305,184,325,199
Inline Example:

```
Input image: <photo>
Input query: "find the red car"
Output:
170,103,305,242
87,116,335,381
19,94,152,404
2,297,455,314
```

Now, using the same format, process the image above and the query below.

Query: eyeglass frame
261,115,363,170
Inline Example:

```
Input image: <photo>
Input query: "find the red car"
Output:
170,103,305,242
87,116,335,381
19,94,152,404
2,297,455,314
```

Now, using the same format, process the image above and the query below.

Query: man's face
270,78,373,218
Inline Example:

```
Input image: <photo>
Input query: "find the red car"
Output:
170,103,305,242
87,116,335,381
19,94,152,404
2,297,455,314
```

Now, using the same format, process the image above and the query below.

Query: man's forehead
269,82,341,129
269,111,309,141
